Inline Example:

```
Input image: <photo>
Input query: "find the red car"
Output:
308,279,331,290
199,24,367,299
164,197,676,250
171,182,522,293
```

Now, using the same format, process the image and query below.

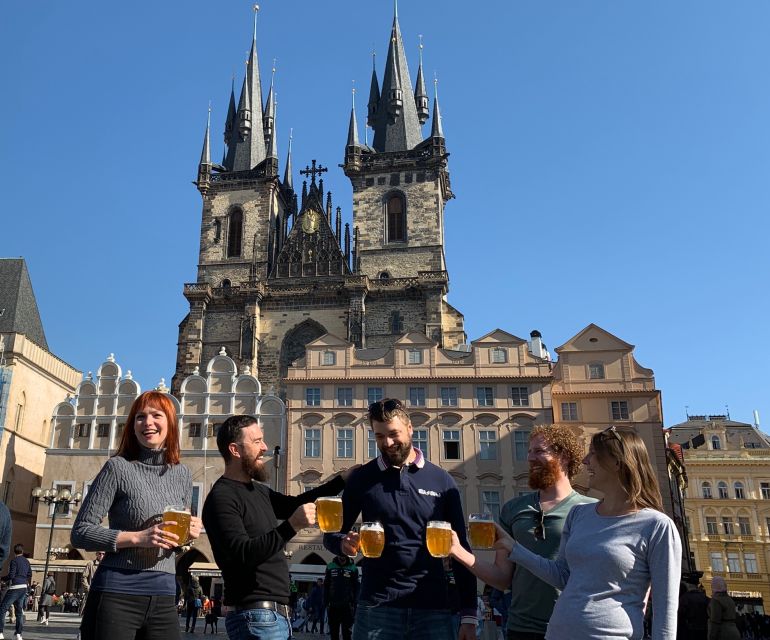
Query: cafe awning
29,559,88,574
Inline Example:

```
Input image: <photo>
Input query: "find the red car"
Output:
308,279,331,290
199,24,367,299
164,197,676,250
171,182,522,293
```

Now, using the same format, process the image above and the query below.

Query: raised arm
507,514,572,589
448,527,514,592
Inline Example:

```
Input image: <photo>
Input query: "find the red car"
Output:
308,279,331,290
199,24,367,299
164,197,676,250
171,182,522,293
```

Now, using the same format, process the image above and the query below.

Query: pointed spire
301,180,308,206
326,191,332,219
232,4,267,171
200,104,211,166
264,59,276,147
197,105,212,195
267,88,278,161
371,6,422,152
347,85,360,148
335,206,342,242
223,76,237,165
344,223,351,266
414,35,429,125
283,128,294,191
367,51,380,129
431,74,444,139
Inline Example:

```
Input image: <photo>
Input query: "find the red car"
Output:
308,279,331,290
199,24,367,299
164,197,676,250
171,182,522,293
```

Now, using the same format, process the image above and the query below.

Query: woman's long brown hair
114,391,180,465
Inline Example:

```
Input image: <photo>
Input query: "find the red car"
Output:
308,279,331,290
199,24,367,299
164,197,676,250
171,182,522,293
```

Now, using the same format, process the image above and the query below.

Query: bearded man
497,424,597,640
203,415,356,640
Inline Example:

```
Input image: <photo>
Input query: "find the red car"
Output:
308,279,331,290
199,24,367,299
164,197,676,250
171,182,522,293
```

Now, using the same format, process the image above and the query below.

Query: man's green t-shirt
499,491,597,635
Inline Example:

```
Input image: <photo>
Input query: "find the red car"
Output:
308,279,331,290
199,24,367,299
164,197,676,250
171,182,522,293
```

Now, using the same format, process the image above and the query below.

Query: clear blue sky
1,1,768,429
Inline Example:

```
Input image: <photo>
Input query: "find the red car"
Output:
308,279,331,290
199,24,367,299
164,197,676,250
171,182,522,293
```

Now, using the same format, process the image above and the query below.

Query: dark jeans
80,590,180,640
186,604,201,632
328,605,354,640
0,587,27,635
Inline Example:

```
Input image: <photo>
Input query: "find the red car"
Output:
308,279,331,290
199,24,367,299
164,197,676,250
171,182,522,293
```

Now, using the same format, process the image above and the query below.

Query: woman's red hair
115,391,180,465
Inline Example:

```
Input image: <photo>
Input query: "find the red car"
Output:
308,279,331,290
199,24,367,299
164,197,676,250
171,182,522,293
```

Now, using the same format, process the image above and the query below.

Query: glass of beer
426,520,452,558
468,513,495,549
359,521,385,558
161,505,191,546
316,497,343,533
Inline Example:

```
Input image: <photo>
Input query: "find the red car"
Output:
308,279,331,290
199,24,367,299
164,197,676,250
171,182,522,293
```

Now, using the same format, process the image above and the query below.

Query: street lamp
31,487,82,583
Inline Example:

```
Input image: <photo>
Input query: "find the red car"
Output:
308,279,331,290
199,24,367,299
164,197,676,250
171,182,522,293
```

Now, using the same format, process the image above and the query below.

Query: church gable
270,186,350,280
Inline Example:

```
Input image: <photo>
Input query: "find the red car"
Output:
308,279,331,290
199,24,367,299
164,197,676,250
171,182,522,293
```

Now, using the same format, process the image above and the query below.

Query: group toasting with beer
71,392,682,640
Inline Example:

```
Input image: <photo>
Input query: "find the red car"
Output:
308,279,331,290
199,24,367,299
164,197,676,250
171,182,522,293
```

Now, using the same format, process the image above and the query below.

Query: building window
738,516,751,536
706,516,718,535
306,388,321,406
367,387,383,405
490,347,507,364
386,194,406,242
588,363,605,380
391,311,403,334
414,429,429,459
611,401,629,421
209,423,222,438
337,387,353,407
50,482,75,518
76,423,90,438
734,482,745,499
227,208,243,257
409,387,426,407
476,387,494,407
440,387,458,407
304,429,321,458
727,552,741,573
510,387,529,407
190,423,202,438
702,482,712,499
191,483,203,517
721,517,734,535
407,349,423,365
481,491,501,520
96,423,110,438
443,430,461,460
710,552,724,572
479,431,497,460
711,435,721,450
762,482,770,499
561,402,578,421
322,351,336,366
514,431,529,461
745,553,758,574
14,402,24,431
717,482,729,499
767,517,770,536
337,429,354,458
367,430,377,459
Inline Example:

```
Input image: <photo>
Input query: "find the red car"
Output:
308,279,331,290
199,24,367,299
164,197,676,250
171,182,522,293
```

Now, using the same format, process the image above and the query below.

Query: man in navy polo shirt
324,398,477,640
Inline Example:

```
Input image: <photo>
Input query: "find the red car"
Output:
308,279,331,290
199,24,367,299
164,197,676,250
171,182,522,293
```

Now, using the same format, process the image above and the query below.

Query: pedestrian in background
185,576,203,633
79,551,104,615
71,391,202,640
0,543,32,640
324,555,359,640
707,577,740,640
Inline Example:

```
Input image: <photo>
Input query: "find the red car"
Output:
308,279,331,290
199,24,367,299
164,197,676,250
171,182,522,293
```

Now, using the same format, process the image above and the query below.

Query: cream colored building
0,258,81,569
669,415,770,612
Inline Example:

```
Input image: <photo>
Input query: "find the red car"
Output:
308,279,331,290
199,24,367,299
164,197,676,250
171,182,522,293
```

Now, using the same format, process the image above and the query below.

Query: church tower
174,6,465,396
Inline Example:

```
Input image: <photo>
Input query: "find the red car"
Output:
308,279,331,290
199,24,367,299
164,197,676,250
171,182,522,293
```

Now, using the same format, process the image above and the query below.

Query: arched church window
222,279,231,290
391,311,403,334
386,194,405,243
227,209,243,257
213,218,221,243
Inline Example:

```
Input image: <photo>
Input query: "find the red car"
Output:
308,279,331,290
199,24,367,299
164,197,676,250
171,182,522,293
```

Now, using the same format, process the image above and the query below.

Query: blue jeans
0,587,27,635
353,603,457,640
225,608,291,640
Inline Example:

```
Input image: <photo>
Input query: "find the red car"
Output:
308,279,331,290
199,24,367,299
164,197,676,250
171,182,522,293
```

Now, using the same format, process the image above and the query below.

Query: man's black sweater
203,475,344,607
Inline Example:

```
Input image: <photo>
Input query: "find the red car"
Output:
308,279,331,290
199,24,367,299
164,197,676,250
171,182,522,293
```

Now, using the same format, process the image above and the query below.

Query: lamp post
31,487,82,583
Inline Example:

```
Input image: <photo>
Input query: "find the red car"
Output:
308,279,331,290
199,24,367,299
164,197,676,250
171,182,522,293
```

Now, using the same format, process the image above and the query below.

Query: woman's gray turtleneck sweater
71,448,192,574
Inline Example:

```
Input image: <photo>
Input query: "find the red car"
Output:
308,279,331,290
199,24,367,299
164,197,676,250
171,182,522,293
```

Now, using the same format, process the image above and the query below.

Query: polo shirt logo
418,488,440,497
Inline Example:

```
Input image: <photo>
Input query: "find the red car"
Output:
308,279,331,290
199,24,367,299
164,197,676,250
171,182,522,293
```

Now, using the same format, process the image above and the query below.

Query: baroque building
668,415,770,612
0,258,80,568
173,6,463,397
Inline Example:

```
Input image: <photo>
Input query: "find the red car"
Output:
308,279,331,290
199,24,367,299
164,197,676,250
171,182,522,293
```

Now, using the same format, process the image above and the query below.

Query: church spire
231,4,267,171
431,75,444,139
264,60,276,151
347,86,360,148
283,128,294,191
414,35,429,125
266,87,278,161
367,52,380,129
197,105,212,195
223,77,237,166
371,4,422,152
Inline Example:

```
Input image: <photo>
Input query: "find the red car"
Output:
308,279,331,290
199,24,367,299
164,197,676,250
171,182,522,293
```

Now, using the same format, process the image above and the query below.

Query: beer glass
468,513,495,549
316,497,343,533
359,521,385,558
426,520,452,558
161,505,191,545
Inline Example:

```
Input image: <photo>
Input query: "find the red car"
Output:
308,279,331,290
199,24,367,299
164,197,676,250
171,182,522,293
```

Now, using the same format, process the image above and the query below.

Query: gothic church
173,7,465,395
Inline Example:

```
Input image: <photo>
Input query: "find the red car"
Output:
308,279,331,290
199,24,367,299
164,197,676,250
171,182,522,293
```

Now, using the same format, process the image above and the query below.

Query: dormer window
490,347,507,364
711,435,721,450
407,349,423,365
322,351,336,366
589,363,605,380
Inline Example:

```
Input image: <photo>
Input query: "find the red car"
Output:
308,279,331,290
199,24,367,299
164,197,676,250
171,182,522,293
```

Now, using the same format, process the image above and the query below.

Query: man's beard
380,439,412,466
242,454,270,482
528,456,561,490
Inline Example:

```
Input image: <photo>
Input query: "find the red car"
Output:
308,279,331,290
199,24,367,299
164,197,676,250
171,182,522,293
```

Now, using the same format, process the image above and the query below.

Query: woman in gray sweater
71,391,203,640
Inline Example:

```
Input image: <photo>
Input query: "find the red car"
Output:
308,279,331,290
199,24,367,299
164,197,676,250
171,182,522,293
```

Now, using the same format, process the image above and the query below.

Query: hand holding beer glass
426,520,452,558
316,497,343,533
359,522,385,558
160,505,191,546
468,513,495,549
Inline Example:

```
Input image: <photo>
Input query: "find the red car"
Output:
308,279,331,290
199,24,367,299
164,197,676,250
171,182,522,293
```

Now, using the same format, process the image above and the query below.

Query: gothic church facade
173,9,464,396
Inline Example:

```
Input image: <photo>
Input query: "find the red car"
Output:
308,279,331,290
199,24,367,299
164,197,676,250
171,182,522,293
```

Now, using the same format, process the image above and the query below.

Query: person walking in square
324,555,358,640
0,543,32,640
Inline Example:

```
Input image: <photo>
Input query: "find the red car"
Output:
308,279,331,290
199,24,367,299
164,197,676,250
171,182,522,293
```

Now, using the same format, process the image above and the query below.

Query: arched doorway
177,548,212,599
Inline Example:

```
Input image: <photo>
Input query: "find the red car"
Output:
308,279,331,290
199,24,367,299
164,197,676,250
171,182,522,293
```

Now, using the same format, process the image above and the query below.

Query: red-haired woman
72,391,203,640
